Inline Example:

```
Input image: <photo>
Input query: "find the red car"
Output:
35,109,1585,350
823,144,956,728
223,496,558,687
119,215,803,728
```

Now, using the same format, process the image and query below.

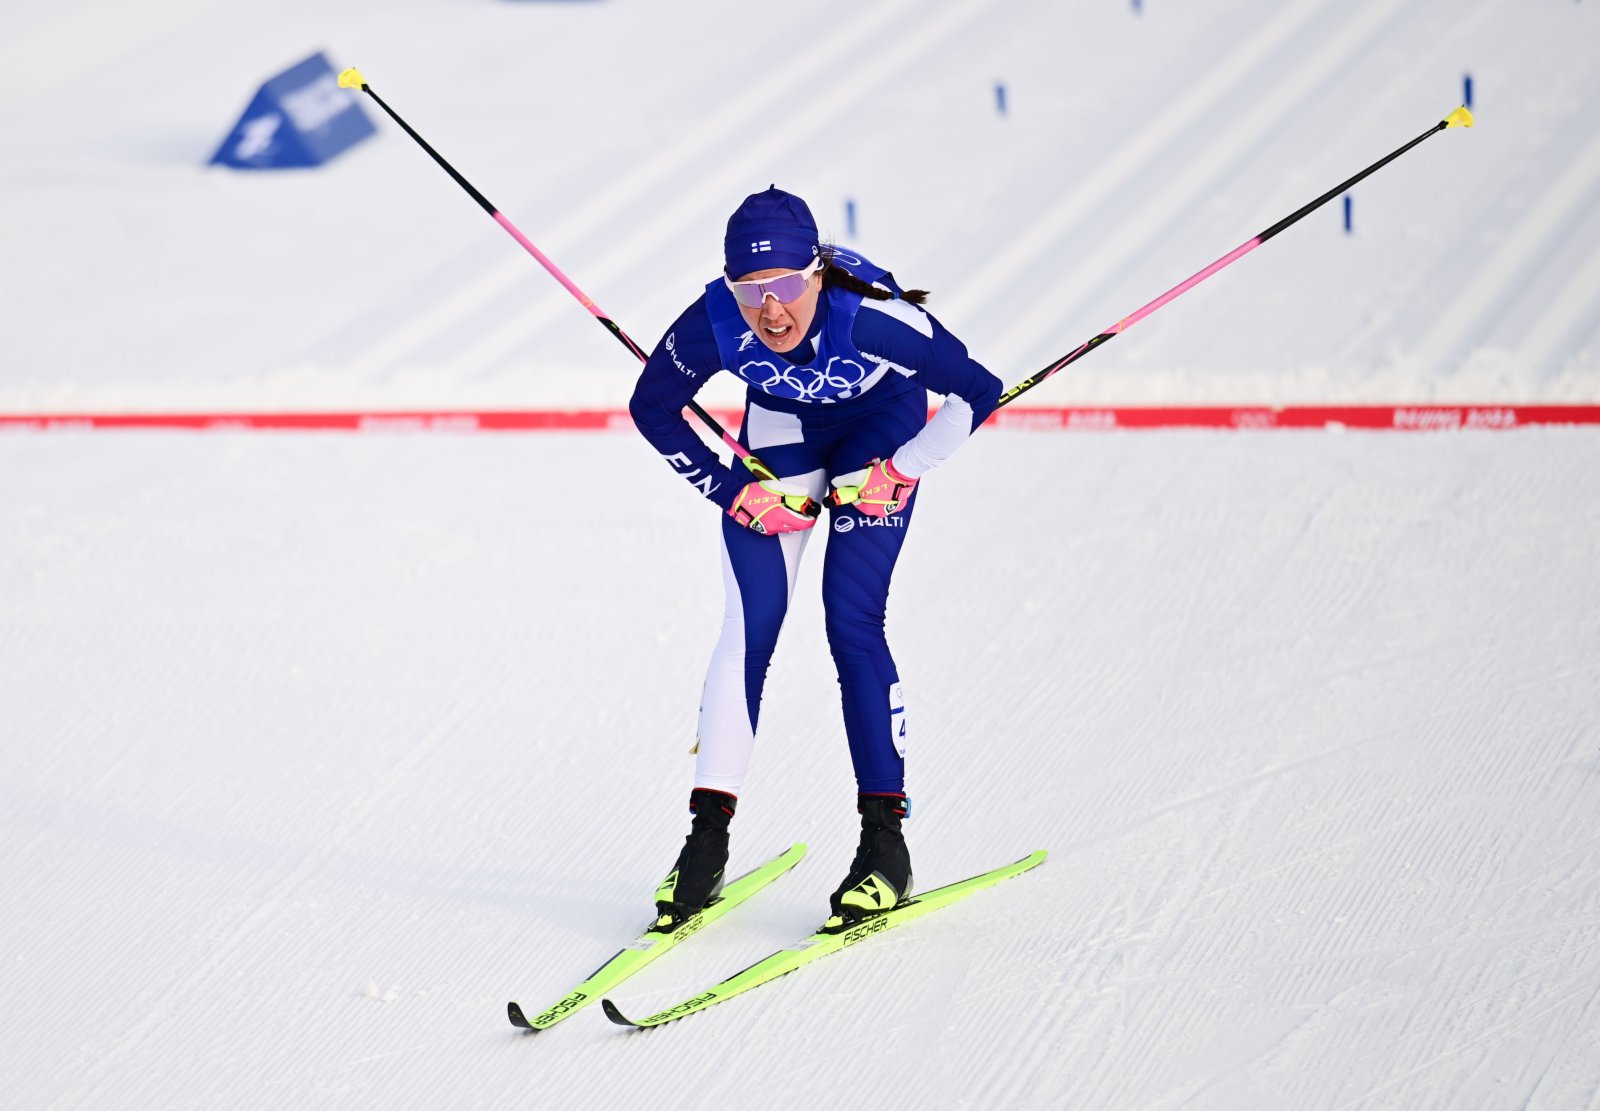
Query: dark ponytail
819,245,930,306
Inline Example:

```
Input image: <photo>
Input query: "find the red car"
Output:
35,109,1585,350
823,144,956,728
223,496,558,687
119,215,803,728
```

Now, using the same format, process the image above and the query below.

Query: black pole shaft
1257,120,1446,243
362,85,498,217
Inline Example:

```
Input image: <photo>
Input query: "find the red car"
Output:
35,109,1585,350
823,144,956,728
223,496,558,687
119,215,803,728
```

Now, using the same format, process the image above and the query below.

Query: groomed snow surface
6,430,1600,1109
4,0,1600,1108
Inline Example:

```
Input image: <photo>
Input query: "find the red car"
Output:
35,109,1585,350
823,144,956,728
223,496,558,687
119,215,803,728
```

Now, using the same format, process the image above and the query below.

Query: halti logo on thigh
833,513,904,533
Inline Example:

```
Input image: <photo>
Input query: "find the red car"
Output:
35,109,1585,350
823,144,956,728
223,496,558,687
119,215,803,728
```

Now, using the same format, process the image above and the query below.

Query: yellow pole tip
1445,106,1474,129
337,67,367,90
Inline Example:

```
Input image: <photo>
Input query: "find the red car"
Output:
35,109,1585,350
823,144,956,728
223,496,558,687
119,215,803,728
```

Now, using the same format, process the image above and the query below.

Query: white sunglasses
724,258,823,307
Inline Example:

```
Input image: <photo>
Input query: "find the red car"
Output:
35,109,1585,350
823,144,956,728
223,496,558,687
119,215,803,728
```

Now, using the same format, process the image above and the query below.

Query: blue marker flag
211,52,375,169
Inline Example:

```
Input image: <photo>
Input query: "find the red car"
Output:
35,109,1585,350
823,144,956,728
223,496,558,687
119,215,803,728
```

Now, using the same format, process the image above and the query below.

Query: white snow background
3,1,1599,1108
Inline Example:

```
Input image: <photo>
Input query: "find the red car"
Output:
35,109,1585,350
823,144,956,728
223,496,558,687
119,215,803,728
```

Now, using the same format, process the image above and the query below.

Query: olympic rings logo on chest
736,355,872,401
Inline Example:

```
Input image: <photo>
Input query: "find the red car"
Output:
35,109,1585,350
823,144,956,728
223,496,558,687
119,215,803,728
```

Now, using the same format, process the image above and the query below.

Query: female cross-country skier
628,187,1003,931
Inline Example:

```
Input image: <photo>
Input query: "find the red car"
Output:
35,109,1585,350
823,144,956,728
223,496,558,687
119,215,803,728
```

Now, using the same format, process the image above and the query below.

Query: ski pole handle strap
728,481,820,534
826,458,918,515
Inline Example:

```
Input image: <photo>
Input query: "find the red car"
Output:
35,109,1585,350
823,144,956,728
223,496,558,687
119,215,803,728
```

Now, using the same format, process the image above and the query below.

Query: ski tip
1445,106,1474,129
600,998,639,1028
999,849,1048,877
507,1001,537,1030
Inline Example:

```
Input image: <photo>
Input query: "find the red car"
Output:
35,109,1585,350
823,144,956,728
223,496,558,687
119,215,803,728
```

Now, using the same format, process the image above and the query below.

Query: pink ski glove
828,458,918,517
727,480,820,535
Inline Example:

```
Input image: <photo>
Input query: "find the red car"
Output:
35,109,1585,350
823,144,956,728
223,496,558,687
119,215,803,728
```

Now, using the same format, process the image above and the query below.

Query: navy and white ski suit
629,252,1002,797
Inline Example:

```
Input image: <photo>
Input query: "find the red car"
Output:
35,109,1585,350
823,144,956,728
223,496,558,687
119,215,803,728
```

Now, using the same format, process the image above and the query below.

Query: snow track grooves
344,0,988,381
948,0,1374,338
1411,127,1600,377
888,431,1600,1109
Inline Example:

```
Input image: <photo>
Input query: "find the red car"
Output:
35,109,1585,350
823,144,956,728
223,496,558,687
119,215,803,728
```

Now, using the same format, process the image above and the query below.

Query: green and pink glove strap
726,481,819,535
829,457,919,517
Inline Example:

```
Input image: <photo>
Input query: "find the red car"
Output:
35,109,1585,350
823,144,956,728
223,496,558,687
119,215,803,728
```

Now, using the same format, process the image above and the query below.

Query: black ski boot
827,793,913,930
653,788,737,930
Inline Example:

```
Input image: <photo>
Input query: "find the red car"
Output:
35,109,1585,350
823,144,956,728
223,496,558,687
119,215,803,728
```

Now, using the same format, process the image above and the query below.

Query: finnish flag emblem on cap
724,187,819,276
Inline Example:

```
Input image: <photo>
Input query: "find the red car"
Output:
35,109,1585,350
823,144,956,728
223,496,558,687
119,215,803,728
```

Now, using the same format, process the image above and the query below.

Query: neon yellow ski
508,843,805,1032
603,849,1048,1029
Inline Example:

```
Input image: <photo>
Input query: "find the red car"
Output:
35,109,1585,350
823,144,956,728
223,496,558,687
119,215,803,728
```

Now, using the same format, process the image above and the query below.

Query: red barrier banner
983,405,1600,431
0,409,651,433
1,405,1598,433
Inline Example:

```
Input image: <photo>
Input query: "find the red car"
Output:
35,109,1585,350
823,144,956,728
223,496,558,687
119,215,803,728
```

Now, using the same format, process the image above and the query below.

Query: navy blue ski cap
723,186,820,278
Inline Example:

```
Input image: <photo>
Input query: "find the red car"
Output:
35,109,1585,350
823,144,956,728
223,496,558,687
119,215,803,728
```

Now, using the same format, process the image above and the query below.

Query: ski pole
337,67,787,486
991,106,1475,412
819,108,1474,510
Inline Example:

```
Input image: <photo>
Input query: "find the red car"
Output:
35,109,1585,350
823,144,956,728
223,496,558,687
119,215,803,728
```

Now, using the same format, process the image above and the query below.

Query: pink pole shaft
491,212,757,467
353,79,770,476
997,236,1266,410
492,212,612,329
1108,237,1261,335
